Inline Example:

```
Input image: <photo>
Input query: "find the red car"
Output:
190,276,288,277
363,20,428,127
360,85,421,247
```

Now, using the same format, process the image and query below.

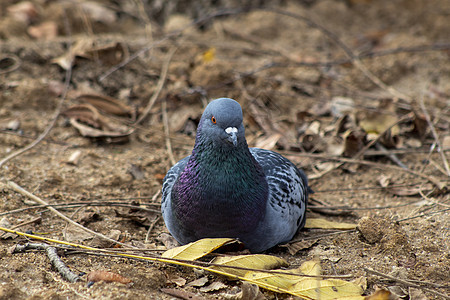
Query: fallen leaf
161,288,206,300
87,270,132,284
389,183,434,196
167,274,187,287
239,282,266,300
157,233,179,250
51,38,94,70
161,289,206,300
201,48,216,64
186,276,209,287
210,254,289,277
305,218,357,230
343,129,367,157
162,238,236,260
76,94,133,116
200,281,228,292
280,239,318,255
290,277,365,299
255,133,282,150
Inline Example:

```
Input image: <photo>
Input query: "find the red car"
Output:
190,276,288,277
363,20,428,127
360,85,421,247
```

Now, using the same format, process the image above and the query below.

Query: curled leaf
87,270,132,284
76,94,133,116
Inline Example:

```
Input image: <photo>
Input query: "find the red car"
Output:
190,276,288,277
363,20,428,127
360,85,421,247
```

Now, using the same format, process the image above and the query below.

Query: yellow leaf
209,254,288,277
299,259,321,275
161,238,235,260
290,278,365,300
243,269,302,291
202,47,216,63
305,218,357,230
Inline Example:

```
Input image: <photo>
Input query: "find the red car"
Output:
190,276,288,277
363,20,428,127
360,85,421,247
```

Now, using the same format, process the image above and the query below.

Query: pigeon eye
211,116,217,124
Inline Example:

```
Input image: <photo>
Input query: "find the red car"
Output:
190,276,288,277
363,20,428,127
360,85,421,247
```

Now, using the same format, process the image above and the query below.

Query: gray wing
250,148,309,234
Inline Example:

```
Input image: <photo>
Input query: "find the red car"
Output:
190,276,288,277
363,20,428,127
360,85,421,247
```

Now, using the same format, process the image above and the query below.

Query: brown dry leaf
70,118,131,139
63,223,94,242
62,103,132,141
157,233,180,250
161,238,237,260
76,94,133,116
51,38,94,70
167,274,187,287
389,183,434,196
239,282,266,300
62,104,103,128
255,133,282,150
411,112,429,140
280,239,318,255
305,218,357,230
87,270,132,284
161,288,206,300
343,129,367,157
209,254,289,277
114,209,152,227
200,281,228,292
169,105,200,132
83,42,129,65
186,276,209,287
27,21,58,40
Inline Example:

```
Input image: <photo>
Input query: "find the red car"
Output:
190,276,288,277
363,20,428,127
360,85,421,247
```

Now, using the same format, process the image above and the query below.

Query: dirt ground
0,0,449,299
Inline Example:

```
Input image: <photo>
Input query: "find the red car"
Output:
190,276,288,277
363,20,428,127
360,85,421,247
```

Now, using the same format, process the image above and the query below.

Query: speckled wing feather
161,156,190,213
250,148,308,231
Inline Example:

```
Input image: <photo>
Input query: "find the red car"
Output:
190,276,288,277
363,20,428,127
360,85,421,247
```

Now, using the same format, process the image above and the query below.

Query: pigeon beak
225,127,238,146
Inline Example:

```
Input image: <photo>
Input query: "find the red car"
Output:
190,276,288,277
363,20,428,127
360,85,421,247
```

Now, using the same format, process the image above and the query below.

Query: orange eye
211,116,217,124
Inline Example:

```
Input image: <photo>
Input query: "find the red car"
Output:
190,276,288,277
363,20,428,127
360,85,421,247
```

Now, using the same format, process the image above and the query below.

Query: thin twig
13,243,80,283
7,181,134,248
162,96,176,166
261,8,412,101
364,267,450,299
145,215,161,243
98,8,245,81
0,62,72,168
284,150,445,189
133,47,177,127
396,207,450,222
0,202,160,217
418,95,450,176
375,142,409,170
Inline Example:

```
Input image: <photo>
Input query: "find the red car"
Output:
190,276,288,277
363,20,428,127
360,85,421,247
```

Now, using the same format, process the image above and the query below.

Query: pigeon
161,98,310,252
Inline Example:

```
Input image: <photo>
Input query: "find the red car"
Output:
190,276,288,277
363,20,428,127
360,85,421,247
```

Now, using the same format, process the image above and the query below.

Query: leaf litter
0,0,449,299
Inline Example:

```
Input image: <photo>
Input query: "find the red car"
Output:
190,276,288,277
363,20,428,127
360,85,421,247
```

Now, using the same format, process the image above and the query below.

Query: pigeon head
197,98,246,148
